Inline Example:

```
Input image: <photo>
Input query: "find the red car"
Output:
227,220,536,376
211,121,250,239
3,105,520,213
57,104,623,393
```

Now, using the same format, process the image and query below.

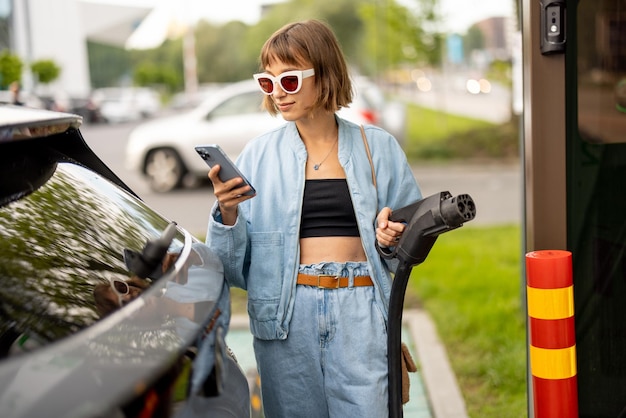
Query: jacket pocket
247,231,284,322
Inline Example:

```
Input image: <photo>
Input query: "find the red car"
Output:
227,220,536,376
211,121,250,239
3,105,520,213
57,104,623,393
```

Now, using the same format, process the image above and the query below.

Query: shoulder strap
360,125,376,187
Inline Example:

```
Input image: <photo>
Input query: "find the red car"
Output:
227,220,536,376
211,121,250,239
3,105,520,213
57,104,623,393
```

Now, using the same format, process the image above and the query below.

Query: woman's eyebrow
263,65,304,75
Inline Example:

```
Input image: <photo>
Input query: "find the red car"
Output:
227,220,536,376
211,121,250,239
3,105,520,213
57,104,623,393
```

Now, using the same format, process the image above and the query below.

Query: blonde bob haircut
258,19,353,116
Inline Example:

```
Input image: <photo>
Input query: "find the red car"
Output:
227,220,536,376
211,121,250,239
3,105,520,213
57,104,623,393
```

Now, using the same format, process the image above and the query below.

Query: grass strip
406,224,526,417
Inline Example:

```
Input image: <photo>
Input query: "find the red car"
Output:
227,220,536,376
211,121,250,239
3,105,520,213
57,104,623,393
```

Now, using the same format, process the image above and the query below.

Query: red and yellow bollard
526,250,578,418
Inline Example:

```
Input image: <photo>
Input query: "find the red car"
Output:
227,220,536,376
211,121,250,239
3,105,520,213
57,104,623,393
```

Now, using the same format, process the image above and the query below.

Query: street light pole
182,23,198,96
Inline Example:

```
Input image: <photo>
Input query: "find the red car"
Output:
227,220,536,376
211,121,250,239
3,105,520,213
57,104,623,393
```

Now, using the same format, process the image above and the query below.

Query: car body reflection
0,106,249,418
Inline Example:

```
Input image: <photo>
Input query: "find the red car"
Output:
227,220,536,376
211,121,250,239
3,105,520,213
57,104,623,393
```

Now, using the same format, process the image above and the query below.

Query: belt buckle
317,274,340,289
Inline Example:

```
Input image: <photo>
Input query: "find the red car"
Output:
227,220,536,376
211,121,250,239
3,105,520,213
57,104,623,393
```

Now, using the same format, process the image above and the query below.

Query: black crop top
300,179,360,238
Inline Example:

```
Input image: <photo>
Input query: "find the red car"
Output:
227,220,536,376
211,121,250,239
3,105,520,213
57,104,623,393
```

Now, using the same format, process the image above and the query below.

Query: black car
0,105,250,417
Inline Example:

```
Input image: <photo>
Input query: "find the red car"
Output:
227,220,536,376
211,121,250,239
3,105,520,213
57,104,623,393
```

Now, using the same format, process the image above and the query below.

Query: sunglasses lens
280,75,299,93
113,280,129,295
257,77,274,94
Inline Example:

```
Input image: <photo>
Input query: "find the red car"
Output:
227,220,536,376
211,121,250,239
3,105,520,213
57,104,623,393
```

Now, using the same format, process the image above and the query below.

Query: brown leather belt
296,273,373,289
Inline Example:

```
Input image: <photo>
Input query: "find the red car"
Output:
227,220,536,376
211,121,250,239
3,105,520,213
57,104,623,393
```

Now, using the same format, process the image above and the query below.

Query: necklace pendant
314,164,320,170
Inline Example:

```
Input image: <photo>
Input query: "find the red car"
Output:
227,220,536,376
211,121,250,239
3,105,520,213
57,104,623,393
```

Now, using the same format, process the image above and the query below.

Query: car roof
0,104,134,197
192,79,260,111
0,105,82,142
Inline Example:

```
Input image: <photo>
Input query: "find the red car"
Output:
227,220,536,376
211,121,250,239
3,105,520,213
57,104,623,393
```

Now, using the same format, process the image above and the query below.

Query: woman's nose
272,82,287,97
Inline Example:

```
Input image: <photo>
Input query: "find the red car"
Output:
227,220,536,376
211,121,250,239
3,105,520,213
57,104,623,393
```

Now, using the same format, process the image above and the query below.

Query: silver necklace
312,138,338,170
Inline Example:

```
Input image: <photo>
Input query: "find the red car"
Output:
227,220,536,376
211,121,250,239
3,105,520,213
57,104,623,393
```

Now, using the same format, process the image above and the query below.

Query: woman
206,19,422,417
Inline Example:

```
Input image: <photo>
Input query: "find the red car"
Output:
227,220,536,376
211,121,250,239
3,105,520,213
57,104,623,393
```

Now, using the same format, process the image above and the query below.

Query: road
81,119,216,237
81,111,522,237
395,75,513,124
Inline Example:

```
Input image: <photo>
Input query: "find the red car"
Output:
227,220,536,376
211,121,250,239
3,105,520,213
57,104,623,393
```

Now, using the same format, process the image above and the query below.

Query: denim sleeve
373,132,423,273
205,201,250,290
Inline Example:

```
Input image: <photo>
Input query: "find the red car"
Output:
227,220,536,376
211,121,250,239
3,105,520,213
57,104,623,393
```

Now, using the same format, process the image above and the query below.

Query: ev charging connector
377,191,476,418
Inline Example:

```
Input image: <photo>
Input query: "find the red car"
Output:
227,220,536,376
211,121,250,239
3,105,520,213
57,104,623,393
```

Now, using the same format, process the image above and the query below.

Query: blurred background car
39,92,105,124
126,80,284,193
126,77,406,193
169,84,226,110
349,75,406,144
92,87,161,123
0,105,250,418
0,88,45,108
66,96,105,123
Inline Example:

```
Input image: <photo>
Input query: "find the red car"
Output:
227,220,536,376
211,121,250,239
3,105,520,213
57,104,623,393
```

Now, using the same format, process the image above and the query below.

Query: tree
31,59,61,85
359,0,442,74
129,38,184,91
84,0,442,91
133,61,180,92
238,0,441,77
194,20,258,83
255,0,366,66
0,50,23,88
463,26,485,58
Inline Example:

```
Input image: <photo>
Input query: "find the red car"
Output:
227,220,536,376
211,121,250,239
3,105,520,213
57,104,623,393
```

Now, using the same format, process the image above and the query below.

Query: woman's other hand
376,207,406,247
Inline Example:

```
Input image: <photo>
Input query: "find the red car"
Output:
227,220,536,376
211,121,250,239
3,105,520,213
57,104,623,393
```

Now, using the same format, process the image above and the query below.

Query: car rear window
0,159,188,356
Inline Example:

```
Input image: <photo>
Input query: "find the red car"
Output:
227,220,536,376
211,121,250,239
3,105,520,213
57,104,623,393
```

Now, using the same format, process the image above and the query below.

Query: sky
108,0,514,33
436,0,515,32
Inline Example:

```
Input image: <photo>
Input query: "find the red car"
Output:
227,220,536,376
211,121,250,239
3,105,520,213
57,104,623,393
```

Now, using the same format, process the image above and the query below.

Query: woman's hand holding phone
207,164,254,226
196,144,256,226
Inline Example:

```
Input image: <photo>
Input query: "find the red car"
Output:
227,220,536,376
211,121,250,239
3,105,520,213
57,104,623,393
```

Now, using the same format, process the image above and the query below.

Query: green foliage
486,59,513,87
408,225,526,417
195,21,259,82
129,38,184,91
30,59,61,85
358,0,442,73
87,41,132,88
464,25,485,54
0,50,23,88
240,0,441,78
88,38,185,90
86,0,443,89
133,61,180,92
405,104,519,161
248,0,366,68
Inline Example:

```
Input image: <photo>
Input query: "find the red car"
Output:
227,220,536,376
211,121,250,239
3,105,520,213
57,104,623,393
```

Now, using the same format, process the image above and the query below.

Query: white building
11,0,151,97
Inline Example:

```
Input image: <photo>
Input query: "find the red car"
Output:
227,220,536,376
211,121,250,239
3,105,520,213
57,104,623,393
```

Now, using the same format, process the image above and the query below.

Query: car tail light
121,357,188,418
359,109,378,125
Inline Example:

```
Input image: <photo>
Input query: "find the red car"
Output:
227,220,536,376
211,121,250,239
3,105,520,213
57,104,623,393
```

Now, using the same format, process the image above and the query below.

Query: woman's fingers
376,207,405,246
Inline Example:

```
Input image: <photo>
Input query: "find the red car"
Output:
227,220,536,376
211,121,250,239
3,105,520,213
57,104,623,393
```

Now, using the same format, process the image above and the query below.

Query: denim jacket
206,117,422,340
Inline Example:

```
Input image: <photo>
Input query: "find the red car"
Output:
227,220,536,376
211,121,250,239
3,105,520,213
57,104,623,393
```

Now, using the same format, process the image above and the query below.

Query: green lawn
404,104,519,161
406,224,527,417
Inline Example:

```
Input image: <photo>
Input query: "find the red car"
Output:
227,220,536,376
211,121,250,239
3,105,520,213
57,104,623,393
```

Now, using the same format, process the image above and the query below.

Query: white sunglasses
109,278,130,307
253,69,315,95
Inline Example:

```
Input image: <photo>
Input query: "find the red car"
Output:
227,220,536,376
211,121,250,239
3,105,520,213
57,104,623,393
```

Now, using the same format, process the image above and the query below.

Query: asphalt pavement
412,160,522,227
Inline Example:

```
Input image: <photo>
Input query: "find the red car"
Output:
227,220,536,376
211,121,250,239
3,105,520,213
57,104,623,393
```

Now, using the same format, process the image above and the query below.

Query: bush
31,59,61,85
0,51,23,88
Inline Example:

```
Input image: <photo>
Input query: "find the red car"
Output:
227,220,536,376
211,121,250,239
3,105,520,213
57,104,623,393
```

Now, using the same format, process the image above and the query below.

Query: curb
404,309,469,418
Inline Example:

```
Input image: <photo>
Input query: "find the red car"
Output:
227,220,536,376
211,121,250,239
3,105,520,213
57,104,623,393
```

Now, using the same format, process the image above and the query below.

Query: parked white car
0,89,45,108
126,78,404,192
92,87,161,123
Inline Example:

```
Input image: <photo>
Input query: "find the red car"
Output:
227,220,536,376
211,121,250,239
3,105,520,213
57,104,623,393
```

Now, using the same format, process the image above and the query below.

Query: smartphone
195,144,256,196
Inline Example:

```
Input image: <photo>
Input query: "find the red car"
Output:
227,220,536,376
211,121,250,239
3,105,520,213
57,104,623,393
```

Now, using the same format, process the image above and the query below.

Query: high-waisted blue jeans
253,261,389,418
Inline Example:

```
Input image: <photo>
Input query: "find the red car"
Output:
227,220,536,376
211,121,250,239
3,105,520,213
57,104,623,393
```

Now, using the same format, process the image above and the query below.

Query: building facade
7,0,150,97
